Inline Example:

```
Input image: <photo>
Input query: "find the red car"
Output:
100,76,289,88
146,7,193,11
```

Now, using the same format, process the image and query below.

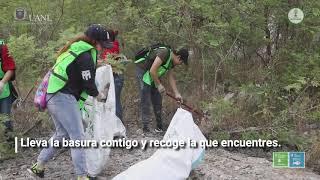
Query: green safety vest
136,47,173,86
0,40,11,99
47,40,97,109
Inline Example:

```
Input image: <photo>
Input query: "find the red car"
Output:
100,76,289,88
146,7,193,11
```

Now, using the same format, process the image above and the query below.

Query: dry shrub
307,139,320,173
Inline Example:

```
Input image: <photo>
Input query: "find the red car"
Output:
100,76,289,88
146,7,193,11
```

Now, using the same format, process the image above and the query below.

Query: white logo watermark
14,7,52,24
288,8,304,24
14,7,27,20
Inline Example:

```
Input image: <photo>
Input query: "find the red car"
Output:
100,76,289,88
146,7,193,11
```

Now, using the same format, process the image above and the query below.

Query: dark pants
0,95,14,131
114,73,124,121
136,67,163,129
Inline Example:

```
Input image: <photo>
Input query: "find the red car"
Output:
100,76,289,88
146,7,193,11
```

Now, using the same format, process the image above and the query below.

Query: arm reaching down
168,70,182,101
150,56,163,87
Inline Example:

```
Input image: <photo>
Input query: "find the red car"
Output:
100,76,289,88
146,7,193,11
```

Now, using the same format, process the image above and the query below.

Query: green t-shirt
137,48,170,70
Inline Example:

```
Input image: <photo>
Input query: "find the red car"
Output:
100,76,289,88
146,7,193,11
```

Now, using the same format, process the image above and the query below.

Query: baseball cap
177,48,189,65
85,24,114,49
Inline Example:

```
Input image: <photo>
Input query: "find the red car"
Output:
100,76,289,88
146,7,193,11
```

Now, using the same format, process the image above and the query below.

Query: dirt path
189,148,319,180
1,130,320,180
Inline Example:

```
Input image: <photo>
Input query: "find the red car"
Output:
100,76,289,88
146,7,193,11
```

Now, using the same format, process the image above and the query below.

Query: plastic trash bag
94,65,126,137
84,65,126,176
113,108,206,180
84,98,113,176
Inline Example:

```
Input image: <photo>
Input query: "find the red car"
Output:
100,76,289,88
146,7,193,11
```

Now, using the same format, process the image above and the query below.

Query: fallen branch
22,119,43,135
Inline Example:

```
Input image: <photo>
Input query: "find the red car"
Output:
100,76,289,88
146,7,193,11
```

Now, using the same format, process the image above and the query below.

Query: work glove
157,84,166,94
175,92,183,103
0,81,5,95
96,92,107,102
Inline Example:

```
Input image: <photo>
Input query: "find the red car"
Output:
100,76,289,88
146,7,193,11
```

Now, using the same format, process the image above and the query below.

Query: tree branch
48,0,64,40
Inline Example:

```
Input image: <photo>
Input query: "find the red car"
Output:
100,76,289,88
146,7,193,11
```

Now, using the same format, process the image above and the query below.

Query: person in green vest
135,45,189,134
0,35,17,134
28,24,114,180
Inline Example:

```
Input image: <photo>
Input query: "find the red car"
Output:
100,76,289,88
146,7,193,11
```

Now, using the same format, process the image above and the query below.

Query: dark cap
85,24,114,49
177,48,189,65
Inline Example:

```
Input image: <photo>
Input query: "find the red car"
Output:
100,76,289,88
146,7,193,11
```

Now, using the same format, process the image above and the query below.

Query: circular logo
288,8,304,24
14,8,27,20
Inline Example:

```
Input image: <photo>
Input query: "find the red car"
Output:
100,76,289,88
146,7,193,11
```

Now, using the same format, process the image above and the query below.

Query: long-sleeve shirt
0,44,16,71
0,44,16,81
60,51,99,100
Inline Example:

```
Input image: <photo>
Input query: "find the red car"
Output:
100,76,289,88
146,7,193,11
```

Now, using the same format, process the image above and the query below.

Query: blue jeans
37,92,87,176
136,67,163,129
114,73,124,121
0,94,14,131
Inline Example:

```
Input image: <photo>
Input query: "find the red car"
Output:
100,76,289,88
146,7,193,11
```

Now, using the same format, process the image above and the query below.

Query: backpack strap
161,49,173,70
51,51,77,82
135,44,170,64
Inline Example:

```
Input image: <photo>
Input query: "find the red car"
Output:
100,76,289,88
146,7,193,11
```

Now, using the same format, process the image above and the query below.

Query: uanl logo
14,7,52,24
29,14,52,23
14,7,27,20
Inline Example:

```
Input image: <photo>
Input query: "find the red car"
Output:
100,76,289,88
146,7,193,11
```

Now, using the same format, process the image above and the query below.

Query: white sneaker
154,127,164,133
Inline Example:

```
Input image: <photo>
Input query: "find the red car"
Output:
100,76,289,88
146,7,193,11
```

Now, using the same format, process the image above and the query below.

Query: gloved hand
157,84,166,94
175,92,183,103
0,81,5,95
96,92,106,102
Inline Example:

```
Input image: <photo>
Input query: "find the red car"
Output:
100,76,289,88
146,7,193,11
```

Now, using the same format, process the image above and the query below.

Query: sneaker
27,163,44,178
154,127,164,133
88,176,98,180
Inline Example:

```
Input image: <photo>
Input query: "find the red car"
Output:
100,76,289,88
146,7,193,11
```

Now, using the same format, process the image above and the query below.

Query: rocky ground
2,100,320,180
1,129,320,180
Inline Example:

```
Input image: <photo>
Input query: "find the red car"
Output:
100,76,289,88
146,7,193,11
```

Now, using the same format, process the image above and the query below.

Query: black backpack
134,43,171,63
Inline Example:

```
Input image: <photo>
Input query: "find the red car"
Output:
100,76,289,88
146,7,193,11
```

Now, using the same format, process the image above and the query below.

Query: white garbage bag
84,65,126,176
113,108,206,180
84,98,113,176
94,65,126,137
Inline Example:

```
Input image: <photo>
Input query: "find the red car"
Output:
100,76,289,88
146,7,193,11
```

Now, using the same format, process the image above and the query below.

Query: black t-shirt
60,51,99,100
